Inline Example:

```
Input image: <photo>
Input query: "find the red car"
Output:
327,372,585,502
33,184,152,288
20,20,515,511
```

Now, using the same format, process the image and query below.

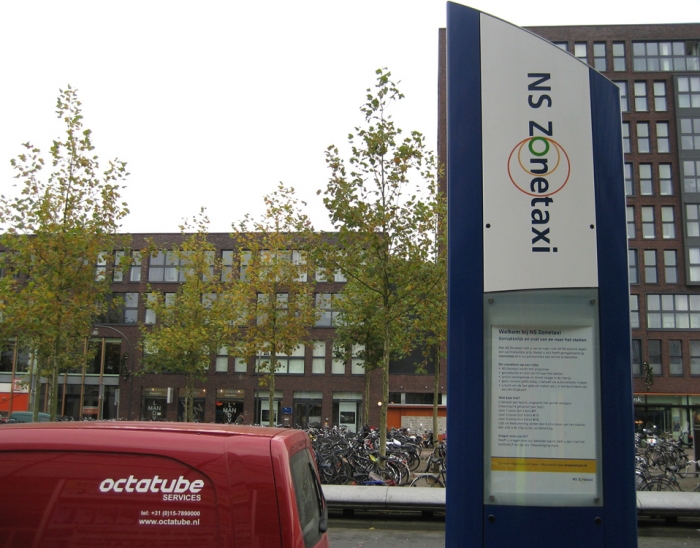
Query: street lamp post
91,325,136,420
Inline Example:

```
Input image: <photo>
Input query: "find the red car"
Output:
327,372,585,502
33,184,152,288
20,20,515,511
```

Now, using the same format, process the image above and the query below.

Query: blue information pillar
446,3,637,547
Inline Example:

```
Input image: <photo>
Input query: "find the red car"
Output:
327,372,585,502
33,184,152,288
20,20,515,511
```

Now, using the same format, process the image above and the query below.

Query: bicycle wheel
410,474,444,488
641,477,680,491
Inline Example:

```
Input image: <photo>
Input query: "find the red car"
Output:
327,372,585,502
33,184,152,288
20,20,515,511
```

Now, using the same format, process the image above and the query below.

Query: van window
289,449,325,548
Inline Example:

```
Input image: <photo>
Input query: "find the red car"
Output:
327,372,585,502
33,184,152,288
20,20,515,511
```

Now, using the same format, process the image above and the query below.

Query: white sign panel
487,325,599,505
480,14,599,293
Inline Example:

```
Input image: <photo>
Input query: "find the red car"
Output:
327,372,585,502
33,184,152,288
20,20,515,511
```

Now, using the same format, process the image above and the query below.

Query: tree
0,86,130,420
329,281,383,426
320,68,445,456
231,185,317,427
140,211,240,422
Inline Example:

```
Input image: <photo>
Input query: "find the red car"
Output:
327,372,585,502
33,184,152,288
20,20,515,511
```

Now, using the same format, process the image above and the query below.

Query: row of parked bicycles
635,429,699,492
309,425,447,487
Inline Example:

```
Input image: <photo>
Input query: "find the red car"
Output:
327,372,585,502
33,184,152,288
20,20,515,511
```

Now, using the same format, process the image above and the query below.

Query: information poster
487,325,600,505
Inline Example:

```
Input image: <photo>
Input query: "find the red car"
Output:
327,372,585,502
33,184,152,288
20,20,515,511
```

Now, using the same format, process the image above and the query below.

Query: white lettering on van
99,476,204,496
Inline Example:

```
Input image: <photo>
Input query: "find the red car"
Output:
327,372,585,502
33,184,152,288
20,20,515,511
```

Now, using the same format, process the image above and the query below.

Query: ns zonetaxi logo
507,136,570,197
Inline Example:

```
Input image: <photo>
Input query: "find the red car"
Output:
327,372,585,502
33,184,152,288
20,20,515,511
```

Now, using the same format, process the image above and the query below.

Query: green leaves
0,87,131,420
320,67,446,455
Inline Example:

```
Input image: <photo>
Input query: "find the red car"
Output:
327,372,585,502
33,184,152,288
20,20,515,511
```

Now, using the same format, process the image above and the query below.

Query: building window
87,338,122,376
669,340,683,376
639,164,653,195
659,164,673,195
634,82,648,111
656,122,670,153
239,250,251,281
629,249,639,284
615,81,628,112
644,250,657,283
612,42,626,71
95,253,108,282
216,346,229,373
653,81,667,111
553,41,568,52
149,251,180,282
683,160,700,193
101,292,138,324
256,292,288,325
691,341,700,375
574,42,587,63
630,294,640,329
114,251,142,283
689,247,700,282
686,204,700,237
221,250,234,282
647,293,700,329
351,344,365,375
332,344,345,375
661,206,675,239
312,341,326,374
637,122,650,153
144,292,175,325
632,41,700,72
632,339,642,376
255,344,305,374
593,42,606,71
234,355,247,373
677,76,700,108
622,122,631,153
664,250,678,284
680,118,700,150
123,292,139,324
627,206,636,239
648,340,662,376
641,206,655,239
315,293,343,327
624,163,634,196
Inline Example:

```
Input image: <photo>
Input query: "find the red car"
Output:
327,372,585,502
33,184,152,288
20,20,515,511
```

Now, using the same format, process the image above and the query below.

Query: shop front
141,387,169,421
215,388,244,424
634,394,700,442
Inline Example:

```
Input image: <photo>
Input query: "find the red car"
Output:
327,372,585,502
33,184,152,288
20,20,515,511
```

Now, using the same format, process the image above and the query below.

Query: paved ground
327,518,700,547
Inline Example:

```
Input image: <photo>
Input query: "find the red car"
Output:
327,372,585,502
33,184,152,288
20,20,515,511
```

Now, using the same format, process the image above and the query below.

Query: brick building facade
0,232,446,431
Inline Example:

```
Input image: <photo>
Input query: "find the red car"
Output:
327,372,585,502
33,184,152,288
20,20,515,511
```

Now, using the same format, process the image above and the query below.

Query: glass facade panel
683,160,700,193
653,81,667,111
656,122,670,153
664,250,678,284
612,42,626,71
639,163,653,195
615,81,628,112
659,164,673,195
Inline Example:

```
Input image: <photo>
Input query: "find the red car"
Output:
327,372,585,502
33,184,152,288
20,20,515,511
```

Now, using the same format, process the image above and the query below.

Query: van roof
0,422,309,454
1,421,289,438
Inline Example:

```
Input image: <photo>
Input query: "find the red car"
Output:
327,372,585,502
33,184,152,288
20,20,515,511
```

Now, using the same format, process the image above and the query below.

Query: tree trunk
49,339,61,421
185,373,194,422
363,368,371,428
433,350,440,441
379,323,390,459
268,351,276,428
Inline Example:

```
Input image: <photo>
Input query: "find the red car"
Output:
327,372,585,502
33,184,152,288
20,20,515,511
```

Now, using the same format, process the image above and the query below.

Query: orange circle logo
507,137,571,197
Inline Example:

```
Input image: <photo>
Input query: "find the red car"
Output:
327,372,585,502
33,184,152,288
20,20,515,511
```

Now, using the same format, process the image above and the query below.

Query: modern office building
0,232,447,431
439,22,700,435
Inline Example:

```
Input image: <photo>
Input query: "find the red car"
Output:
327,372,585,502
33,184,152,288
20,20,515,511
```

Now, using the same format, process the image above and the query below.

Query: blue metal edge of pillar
589,67,638,547
446,2,483,546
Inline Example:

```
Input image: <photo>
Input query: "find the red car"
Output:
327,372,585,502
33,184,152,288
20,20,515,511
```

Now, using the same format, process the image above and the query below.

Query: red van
0,422,328,547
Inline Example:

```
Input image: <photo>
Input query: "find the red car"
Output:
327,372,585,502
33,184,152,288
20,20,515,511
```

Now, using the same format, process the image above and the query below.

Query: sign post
446,3,637,546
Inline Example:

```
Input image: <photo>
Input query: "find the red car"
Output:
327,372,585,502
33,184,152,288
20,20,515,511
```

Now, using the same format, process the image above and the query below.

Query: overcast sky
0,1,697,233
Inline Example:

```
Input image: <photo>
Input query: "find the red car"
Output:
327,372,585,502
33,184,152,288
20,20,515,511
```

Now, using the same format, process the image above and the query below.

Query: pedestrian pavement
328,517,700,547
